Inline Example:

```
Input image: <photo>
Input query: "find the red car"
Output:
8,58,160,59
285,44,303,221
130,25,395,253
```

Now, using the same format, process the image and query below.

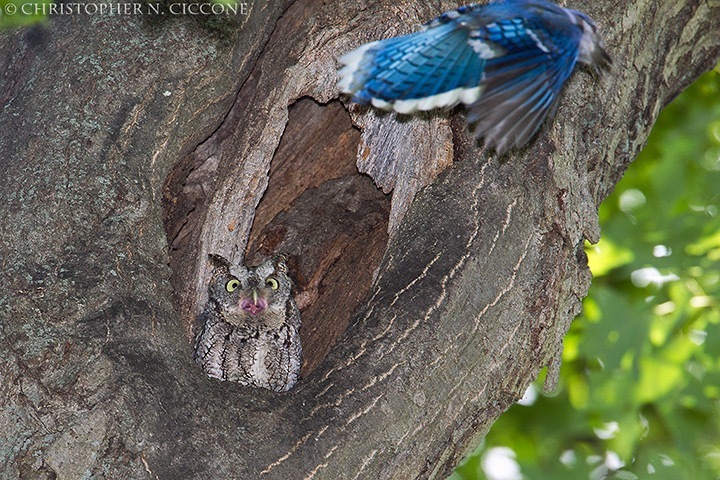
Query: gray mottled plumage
193,254,301,392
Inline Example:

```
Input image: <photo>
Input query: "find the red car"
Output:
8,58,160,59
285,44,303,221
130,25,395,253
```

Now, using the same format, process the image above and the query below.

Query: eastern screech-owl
193,254,302,392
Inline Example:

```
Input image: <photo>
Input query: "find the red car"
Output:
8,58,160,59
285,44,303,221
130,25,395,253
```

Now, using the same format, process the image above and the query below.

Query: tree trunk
1,0,718,478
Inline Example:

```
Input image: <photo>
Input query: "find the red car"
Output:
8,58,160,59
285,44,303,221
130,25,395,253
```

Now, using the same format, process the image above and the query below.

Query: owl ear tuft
272,253,289,273
208,253,232,271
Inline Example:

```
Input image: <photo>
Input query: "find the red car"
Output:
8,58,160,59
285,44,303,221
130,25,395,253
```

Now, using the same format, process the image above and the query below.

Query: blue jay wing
337,0,610,154
467,40,578,154
338,23,487,113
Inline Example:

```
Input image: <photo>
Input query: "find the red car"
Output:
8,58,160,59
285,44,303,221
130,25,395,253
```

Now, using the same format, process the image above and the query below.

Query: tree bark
1,0,718,479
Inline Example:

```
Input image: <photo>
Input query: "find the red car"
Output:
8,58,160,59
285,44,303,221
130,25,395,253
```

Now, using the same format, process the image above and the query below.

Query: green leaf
454,69,720,480
0,0,51,28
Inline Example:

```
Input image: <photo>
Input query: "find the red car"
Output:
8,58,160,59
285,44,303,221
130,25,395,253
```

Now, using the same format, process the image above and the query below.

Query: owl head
207,253,293,328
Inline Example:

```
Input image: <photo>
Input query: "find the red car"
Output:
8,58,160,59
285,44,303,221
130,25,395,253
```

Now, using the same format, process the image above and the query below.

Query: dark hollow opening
245,98,391,377
162,96,391,380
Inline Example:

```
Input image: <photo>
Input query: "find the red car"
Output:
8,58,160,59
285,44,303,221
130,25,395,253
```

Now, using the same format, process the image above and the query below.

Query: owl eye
226,279,240,292
266,278,279,290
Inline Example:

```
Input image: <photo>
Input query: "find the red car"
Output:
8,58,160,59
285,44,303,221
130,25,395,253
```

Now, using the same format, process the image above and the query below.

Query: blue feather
339,22,487,113
338,0,611,154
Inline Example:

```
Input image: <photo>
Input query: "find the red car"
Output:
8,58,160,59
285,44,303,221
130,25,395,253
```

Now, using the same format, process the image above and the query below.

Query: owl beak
240,289,267,316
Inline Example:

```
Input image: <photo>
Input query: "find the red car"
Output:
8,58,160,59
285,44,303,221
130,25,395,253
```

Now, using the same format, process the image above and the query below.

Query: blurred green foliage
0,0,51,28
0,0,240,29
453,68,720,480
210,0,241,6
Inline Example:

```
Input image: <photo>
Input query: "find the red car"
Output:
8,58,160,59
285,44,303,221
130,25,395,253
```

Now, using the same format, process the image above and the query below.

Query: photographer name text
4,2,249,16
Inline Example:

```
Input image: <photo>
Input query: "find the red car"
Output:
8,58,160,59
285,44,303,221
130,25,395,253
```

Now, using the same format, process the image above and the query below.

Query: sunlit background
453,68,720,480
